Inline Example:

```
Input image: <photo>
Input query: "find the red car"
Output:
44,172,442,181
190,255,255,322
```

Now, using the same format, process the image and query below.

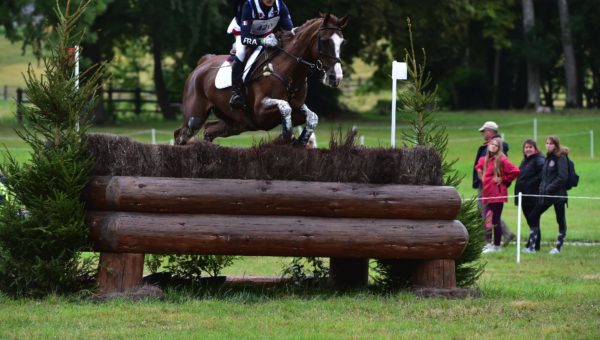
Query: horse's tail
197,54,215,66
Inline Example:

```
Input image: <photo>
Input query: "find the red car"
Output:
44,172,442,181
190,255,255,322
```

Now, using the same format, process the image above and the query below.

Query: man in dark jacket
473,121,514,247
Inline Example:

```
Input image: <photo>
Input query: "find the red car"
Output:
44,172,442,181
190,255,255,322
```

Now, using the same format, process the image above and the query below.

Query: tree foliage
0,1,106,297
3,0,600,115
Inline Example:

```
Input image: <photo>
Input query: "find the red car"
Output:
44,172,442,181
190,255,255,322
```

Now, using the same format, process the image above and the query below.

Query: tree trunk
522,0,540,109
82,42,109,124
492,49,501,109
151,38,176,120
557,0,578,108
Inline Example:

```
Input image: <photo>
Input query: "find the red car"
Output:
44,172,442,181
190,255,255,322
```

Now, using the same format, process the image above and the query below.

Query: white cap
479,121,499,132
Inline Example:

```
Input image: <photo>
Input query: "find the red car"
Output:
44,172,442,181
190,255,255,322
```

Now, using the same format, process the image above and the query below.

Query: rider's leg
230,36,247,110
296,104,319,146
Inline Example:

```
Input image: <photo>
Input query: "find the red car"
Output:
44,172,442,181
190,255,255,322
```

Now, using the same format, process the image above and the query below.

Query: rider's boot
229,57,245,110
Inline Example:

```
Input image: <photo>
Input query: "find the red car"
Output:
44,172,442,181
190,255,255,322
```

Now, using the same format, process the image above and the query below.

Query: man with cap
473,121,515,247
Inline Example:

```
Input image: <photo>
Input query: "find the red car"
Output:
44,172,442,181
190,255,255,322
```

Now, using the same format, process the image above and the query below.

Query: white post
517,192,522,264
75,45,80,132
391,77,397,148
359,135,365,146
501,133,505,141
151,128,156,145
75,45,80,90
591,130,594,160
533,118,537,142
391,61,407,148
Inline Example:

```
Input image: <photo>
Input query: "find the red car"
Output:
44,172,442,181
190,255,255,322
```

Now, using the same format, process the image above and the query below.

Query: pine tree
0,0,106,297
375,18,485,290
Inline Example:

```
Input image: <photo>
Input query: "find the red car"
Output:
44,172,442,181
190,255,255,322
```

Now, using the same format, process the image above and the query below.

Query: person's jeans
526,201,567,250
484,203,504,246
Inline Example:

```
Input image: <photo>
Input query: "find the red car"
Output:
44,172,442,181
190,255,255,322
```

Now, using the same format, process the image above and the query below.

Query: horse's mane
279,17,323,45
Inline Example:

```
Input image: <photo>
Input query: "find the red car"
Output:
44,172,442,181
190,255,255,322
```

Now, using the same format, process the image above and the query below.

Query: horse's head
314,14,348,88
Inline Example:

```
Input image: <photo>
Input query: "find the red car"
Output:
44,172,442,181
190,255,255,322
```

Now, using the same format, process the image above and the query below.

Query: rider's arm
278,1,293,31
240,2,262,46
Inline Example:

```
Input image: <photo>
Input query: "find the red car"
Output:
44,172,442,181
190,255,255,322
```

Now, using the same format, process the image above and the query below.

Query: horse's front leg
260,97,293,141
295,104,319,146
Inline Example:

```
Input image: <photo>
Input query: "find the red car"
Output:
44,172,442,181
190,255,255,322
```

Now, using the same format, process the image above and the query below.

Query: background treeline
2,0,599,122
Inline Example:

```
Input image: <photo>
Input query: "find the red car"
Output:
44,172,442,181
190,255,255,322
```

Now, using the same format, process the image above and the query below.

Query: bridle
273,24,342,73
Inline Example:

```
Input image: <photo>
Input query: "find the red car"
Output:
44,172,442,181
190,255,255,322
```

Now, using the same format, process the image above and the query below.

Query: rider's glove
260,33,278,47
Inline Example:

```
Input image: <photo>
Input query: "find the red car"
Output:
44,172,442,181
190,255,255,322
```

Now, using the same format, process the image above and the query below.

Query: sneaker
549,248,560,254
502,232,516,247
522,247,536,254
482,245,501,254
483,243,494,251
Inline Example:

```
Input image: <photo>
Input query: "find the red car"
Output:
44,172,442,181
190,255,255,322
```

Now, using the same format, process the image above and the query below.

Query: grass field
1,246,599,338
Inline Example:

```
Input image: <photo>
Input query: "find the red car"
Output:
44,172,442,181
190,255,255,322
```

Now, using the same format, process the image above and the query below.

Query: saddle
215,46,270,89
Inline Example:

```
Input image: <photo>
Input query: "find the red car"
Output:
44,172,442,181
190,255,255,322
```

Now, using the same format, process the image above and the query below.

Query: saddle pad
214,46,263,90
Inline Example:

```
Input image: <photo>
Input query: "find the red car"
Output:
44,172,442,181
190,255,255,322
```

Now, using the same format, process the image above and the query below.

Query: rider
227,0,294,110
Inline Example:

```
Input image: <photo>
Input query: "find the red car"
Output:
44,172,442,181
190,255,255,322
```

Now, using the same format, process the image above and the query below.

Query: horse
174,13,348,146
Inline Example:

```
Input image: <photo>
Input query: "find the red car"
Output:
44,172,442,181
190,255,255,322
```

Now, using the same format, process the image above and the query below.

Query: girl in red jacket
476,137,521,253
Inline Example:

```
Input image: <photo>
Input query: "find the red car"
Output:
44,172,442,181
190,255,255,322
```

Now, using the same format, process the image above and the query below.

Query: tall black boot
229,57,245,110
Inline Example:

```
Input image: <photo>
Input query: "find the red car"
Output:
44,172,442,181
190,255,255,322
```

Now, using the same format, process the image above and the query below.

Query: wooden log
411,259,456,288
329,258,369,290
97,252,144,293
87,211,468,259
84,176,461,220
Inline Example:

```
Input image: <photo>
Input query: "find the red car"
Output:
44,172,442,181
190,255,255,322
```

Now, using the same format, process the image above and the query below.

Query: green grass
1,246,599,338
0,35,44,88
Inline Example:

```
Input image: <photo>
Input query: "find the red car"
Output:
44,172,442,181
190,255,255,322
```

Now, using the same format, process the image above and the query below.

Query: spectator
525,136,570,254
476,137,520,253
514,139,545,252
473,121,515,246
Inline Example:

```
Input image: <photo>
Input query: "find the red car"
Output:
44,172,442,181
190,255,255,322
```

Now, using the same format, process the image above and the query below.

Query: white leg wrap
302,104,319,129
263,98,292,132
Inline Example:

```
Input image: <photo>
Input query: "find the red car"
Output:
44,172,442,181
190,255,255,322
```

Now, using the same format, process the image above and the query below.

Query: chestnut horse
174,14,348,146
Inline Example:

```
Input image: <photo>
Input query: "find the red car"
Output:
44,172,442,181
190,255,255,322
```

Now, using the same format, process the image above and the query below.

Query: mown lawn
0,246,598,338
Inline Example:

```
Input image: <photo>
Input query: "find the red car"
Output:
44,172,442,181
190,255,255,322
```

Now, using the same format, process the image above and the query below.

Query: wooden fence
9,86,181,122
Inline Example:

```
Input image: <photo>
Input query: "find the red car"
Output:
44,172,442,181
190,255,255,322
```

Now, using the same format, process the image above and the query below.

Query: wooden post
3,85,7,100
329,258,369,290
97,252,144,293
16,88,23,123
411,259,456,289
134,87,142,115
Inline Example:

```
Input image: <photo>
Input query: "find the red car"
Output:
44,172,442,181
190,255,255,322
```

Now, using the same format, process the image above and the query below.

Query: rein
272,25,343,73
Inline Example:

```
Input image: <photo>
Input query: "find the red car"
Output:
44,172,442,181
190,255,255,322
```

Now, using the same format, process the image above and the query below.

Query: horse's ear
338,15,349,28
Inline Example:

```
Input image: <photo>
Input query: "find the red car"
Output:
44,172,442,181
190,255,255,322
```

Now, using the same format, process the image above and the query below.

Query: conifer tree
375,18,485,289
0,0,106,296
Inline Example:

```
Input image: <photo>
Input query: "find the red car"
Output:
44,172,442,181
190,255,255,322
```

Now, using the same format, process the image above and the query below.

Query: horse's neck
275,24,320,82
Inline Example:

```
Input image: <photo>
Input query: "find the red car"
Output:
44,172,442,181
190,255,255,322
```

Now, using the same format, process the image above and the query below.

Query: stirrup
229,93,245,110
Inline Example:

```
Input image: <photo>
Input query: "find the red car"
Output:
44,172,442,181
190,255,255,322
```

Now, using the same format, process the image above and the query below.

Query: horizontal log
84,176,461,220
87,211,468,259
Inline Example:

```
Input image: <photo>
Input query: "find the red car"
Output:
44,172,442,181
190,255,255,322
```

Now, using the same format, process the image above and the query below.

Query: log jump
84,176,468,293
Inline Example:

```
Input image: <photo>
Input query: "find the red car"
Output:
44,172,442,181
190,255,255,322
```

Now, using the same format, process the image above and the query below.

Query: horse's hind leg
174,97,210,145
204,120,246,142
